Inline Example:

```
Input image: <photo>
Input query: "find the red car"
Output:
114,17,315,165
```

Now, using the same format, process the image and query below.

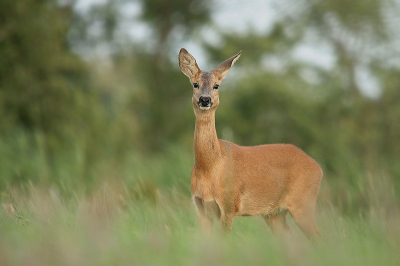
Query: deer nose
198,96,212,107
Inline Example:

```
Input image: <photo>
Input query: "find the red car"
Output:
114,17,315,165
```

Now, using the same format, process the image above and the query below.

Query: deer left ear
212,51,242,80
179,48,201,78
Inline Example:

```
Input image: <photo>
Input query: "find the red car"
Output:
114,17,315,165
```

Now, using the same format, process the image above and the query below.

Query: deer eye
193,83,199,88
213,84,219,90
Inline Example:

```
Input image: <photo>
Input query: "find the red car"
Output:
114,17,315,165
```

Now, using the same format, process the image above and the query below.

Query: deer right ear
179,48,200,78
212,51,241,80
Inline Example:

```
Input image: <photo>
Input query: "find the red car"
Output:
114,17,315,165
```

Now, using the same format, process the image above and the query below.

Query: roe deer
178,48,323,240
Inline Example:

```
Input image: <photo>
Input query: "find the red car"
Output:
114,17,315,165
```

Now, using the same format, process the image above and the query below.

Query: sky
73,0,335,68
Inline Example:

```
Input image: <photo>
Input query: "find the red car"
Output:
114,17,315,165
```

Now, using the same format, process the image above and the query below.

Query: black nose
199,96,212,107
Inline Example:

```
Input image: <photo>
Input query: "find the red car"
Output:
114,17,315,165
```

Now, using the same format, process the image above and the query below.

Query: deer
178,48,323,240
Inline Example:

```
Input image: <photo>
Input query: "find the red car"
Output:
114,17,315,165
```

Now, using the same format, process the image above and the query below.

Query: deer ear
179,48,200,78
212,51,242,80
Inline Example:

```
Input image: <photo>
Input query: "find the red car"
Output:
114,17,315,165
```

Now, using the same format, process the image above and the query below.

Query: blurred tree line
1,0,400,197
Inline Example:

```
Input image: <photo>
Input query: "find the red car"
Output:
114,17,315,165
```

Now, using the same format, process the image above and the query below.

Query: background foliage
0,0,400,264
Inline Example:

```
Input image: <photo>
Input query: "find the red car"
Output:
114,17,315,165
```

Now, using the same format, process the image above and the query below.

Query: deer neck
193,111,221,171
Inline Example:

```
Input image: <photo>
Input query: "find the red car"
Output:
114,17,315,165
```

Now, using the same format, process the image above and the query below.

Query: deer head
178,48,241,114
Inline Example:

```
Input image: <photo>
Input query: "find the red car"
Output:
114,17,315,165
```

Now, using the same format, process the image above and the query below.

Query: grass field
1,146,400,265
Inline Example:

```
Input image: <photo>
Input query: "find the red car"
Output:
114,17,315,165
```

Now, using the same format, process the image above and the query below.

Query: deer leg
289,203,320,241
263,211,291,235
220,213,234,233
194,197,213,231
194,197,221,232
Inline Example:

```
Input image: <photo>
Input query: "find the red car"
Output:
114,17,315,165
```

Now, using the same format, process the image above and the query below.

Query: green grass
0,143,400,265
1,183,399,266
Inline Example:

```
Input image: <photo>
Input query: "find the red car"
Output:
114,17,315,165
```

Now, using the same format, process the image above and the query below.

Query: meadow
2,1,400,265
1,144,399,266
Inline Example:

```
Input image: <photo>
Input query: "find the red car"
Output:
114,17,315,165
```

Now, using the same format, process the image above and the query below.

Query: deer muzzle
198,96,213,110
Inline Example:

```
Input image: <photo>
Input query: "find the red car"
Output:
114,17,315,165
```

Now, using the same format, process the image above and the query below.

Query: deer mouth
199,106,211,110
198,102,213,110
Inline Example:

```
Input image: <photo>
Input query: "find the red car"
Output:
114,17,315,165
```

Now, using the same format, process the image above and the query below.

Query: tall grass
0,139,399,265
1,180,399,265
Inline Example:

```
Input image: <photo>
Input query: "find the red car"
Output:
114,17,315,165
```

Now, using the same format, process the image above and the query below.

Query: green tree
0,0,91,136
0,0,111,187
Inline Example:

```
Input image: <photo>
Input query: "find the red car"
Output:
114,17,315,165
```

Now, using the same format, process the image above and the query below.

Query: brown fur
179,48,323,240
